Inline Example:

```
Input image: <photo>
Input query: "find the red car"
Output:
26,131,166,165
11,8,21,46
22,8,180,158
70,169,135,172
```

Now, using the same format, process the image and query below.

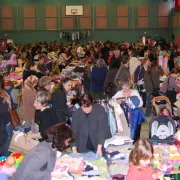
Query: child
126,138,162,180
160,107,171,117
26,89,58,142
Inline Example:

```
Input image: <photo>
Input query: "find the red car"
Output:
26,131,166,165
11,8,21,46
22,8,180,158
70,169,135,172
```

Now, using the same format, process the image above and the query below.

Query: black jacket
52,90,72,123
0,97,10,147
39,108,59,140
71,104,111,153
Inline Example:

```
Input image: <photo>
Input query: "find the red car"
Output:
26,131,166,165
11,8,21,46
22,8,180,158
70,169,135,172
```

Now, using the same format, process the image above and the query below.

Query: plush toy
0,156,7,166
11,153,24,168
0,156,16,176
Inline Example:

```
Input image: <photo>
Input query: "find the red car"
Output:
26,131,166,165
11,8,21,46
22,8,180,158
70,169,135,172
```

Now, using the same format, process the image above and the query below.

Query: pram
151,96,172,116
149,115,176,144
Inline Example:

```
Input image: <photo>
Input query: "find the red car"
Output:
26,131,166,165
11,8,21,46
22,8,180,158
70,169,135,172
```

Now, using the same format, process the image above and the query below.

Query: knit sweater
126,165,156,180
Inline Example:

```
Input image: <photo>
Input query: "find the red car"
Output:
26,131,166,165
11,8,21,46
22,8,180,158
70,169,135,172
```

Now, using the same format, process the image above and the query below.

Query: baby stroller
149,116,176,144
151,96,172,116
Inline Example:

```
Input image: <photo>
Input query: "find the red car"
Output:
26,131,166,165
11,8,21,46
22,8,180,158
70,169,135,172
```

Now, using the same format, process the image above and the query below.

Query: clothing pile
104,136,133,179
5,71,23,88
53,152,109,179
153,144,180,175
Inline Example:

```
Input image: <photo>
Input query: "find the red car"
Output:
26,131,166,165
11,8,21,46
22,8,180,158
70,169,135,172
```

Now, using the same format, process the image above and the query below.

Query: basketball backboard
65,5,83,16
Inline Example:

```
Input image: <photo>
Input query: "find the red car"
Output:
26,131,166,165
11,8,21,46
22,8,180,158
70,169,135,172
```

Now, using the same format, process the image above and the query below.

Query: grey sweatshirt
11,141,56,180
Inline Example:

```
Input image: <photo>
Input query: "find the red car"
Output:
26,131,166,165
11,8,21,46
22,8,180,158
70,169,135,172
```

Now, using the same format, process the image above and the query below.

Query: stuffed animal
0,156,16,176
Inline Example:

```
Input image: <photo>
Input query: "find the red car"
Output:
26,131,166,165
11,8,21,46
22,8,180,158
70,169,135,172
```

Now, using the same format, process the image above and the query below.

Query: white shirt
112,89,143,108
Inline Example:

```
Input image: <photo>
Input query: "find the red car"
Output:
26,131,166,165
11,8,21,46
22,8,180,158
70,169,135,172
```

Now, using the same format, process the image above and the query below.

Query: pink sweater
126,165,156,180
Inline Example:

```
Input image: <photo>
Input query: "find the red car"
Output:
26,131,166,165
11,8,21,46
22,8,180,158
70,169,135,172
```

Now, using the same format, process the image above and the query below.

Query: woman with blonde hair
22,75,38,122
112,80,144,141
90,58,108,100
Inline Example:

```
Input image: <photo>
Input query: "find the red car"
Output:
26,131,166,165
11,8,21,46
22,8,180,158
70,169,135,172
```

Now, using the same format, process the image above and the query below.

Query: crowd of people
0,38,180,179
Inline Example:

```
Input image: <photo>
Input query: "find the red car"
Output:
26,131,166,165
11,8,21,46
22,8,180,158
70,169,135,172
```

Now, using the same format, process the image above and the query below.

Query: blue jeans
0,140,9,156
146,92,152,117
6,123,13,156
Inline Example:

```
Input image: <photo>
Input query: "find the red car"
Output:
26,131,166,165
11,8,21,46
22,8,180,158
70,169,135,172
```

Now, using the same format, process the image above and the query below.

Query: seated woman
26,89,58,141
112,81,144,142
11,123,75,180
23,60,43,82
71,93,111,156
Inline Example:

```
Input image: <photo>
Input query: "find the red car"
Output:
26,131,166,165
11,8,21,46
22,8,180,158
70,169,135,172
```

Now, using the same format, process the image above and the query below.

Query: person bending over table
71,93,111,156
11,123,75,180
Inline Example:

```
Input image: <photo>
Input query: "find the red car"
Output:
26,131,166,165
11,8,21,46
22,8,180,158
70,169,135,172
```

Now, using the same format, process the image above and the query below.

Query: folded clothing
69,151,100,161
87,158,108,178
105,143,132,162
82,170,100,178
104,135,133,148
82,162,100,178
108,163,129,176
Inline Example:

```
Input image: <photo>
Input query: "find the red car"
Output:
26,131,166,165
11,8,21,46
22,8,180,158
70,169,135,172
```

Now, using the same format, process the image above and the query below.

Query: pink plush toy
1,156,16,176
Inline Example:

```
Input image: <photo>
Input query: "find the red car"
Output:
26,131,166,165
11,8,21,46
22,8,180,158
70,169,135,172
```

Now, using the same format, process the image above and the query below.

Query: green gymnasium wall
0,0,172,44
172,11,180,44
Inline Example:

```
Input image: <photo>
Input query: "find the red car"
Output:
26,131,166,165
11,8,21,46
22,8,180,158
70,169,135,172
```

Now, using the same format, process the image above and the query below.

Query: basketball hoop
71,9,78,16
71,9,78,29
65,6,83,29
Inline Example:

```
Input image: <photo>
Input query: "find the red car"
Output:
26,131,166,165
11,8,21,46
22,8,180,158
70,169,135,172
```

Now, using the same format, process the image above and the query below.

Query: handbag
105,82,113,95
9,109,20,127
165,77,176,105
